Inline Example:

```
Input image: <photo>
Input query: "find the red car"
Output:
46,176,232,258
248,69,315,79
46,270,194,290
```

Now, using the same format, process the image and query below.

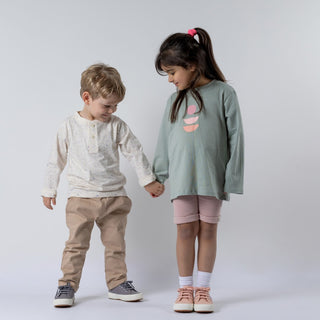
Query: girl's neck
194,75,211,88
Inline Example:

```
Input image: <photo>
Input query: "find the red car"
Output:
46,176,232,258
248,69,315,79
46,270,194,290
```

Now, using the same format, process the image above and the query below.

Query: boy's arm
41,122,68,202
224,90,244,194
118,121,156,187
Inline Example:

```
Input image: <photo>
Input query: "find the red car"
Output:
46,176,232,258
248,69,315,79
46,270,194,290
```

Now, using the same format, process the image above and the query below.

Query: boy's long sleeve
152,99,171,184
118,121,155,187
223,90,244,194
41,123,68,198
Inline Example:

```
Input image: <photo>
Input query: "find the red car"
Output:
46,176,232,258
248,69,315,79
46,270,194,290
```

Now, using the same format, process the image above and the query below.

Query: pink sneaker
173,287,194,312
194,287,214,313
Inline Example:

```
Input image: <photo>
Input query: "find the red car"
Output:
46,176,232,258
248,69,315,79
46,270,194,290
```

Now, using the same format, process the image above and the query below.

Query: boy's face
83,93,120,122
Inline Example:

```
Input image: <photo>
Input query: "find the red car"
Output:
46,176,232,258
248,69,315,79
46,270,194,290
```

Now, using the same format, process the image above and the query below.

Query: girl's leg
174,221,199,312
173,196,200,312
194,221,217,313
176,221,199,276
195,196,221,313
197,195,221,273
197,221,218,272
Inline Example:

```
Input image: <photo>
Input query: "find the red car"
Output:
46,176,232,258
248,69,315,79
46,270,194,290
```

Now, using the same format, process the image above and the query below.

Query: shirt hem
68,188,127,198
170,191,229,201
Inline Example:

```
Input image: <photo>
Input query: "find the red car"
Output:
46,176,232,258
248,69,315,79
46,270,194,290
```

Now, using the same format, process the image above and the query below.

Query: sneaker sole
194,303,214,313
173,303,193,312
53,298,74,307
108,292,143,302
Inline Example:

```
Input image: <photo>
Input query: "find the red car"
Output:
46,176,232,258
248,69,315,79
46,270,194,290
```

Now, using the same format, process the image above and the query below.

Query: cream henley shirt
41,111,155,198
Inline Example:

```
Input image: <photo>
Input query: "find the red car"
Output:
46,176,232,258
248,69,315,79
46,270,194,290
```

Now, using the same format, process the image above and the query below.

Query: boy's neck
79,106,94,121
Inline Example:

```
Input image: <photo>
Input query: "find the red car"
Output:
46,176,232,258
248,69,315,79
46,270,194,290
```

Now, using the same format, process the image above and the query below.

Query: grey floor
1,273,319,320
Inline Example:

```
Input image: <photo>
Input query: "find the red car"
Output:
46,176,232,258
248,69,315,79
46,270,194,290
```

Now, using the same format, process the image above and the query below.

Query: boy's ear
82,91,92,104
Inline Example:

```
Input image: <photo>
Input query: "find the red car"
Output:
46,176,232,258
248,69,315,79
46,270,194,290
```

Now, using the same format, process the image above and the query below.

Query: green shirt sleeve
153,97,172,184
224,89,244,194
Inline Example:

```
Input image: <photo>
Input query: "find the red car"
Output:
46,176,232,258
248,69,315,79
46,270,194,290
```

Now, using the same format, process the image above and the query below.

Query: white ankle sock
196,271,212,288
179,276,193,288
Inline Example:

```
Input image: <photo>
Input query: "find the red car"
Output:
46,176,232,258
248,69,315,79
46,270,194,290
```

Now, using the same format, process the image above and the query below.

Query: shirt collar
74,111,110,125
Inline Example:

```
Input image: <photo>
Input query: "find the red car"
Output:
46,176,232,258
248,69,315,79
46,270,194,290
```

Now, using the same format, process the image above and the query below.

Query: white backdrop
0,0,319,318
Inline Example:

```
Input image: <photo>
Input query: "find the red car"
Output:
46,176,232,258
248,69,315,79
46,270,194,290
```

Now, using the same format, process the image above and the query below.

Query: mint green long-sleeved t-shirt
153,80,244,201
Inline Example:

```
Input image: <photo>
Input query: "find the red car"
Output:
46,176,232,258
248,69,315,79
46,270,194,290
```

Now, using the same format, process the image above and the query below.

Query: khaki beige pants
58,196,132,291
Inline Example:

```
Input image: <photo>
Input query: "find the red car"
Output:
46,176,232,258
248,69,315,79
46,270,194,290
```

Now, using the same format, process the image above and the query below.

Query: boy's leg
59,197,95,291
96,196,132,290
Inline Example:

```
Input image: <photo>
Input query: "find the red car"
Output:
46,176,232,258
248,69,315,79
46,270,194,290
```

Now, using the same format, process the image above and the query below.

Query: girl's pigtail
194,28,226,82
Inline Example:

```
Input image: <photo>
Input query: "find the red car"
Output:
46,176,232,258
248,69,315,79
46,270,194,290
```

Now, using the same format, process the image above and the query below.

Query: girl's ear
82,91,92,105
188,64,197,72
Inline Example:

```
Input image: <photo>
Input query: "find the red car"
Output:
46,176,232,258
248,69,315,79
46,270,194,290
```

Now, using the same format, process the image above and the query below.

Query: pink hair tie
188,29,197,37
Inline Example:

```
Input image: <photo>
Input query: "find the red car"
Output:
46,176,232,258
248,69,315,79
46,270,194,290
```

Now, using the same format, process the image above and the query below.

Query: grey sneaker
108,281,143,302
53,282,75,307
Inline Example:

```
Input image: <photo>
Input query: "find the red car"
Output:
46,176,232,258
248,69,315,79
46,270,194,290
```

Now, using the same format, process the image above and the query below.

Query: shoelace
120,281,136,292
195,288,211,302
177,287,194,301
57,284,73,296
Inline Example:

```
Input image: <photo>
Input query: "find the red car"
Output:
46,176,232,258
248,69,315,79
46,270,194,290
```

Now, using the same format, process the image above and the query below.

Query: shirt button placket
88,123,98,153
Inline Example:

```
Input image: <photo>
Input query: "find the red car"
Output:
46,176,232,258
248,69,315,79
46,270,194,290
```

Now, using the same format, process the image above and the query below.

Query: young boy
41,63,164,307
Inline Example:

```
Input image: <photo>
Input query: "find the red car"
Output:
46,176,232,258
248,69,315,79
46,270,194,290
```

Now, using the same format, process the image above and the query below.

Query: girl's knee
177,222,199,240
199,221,217,239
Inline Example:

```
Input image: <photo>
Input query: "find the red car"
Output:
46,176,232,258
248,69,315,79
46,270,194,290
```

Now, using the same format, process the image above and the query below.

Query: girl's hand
42,196,56,210
144,181,165,197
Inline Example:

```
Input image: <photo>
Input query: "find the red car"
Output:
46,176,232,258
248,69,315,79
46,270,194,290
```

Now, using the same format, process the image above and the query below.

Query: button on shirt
42,112,155,198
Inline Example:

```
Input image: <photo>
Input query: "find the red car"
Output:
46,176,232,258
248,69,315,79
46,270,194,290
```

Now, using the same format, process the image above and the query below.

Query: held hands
42,196,56,210
144,181,165,198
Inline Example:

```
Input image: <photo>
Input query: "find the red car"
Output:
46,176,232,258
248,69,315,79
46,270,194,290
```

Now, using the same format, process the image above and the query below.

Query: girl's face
162,65,196,91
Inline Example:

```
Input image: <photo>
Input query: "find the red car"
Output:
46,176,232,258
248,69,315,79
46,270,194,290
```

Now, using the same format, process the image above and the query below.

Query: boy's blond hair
80,63,126,100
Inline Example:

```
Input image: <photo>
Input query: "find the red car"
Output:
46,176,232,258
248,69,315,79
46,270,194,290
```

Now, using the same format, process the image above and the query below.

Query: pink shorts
173,195,222,225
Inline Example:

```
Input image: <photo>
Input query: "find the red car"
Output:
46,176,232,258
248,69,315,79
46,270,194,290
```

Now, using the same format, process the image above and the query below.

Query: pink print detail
184,116,199,125
187,105,197,115
184,124,199,132
184,105,199,132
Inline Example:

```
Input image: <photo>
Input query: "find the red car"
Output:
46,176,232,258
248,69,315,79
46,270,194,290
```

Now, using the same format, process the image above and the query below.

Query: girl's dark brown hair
155,27,226,122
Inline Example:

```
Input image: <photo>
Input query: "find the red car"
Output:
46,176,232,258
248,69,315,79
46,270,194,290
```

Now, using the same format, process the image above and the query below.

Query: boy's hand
144,181,165,197
42,196,56,210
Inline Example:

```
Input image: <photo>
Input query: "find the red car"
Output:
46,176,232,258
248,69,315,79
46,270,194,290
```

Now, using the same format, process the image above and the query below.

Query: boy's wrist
41,189,57,198
142,176,156,187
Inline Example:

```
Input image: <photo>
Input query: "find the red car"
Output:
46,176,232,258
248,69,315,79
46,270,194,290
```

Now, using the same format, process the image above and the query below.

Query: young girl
152,28,244,313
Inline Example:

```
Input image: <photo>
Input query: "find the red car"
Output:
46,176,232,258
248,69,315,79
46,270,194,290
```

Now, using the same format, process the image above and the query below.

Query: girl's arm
224,90,244,194
152,98,171,184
